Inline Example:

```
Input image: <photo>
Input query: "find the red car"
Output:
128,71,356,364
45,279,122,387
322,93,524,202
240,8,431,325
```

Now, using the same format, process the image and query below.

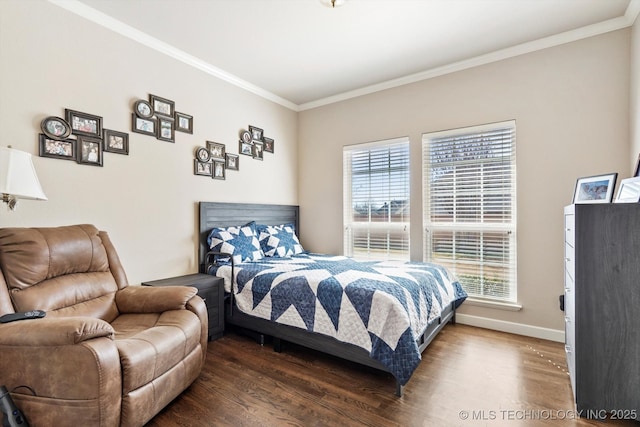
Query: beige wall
0,1,634,338
298,30,630,337
0,0,298,285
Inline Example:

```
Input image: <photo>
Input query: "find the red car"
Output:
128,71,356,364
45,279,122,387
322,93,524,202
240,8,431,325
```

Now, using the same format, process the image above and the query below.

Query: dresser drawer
565,213,575,247
564,298,574,347
564,243,575,283
564,273,575,345
564,254,576,399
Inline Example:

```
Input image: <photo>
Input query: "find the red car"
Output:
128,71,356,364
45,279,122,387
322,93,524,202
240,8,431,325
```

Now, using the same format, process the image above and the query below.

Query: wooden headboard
198,202,300,272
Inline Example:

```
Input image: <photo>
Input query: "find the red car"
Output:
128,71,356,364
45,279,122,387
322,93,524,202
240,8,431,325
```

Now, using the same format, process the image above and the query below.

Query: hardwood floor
147,324,638,426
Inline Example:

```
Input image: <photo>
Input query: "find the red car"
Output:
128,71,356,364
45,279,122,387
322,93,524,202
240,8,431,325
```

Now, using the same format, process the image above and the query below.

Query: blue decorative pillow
257,223,304,257
207,221,263,264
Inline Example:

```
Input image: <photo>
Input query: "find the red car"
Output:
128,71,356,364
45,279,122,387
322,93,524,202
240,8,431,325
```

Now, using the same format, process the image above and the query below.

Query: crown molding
626,0,640,24
47,0,299,111
49,0,639,113
298,9,638,111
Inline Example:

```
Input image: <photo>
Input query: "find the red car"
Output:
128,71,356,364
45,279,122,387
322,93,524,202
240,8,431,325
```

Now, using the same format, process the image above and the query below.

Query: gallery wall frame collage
572,154,640,204
131,94,193,143
193,124,274,180
39,109,128,167
38,93,193,167
37,94,274,182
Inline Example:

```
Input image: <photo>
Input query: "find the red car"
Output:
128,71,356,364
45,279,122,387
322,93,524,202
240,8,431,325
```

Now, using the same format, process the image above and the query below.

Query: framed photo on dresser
615,177,640,203
572,173,617,204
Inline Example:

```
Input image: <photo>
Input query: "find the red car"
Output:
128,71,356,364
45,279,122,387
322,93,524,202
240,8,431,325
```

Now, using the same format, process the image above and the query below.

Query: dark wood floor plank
146,325,637,426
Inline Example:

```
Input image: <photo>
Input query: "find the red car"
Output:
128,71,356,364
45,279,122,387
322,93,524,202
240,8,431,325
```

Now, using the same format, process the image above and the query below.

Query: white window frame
422,121,517,304
343,137,410,261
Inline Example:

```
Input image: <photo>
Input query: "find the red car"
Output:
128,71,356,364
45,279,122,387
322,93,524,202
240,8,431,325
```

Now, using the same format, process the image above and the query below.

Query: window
343,137,410,261
422,121,517,302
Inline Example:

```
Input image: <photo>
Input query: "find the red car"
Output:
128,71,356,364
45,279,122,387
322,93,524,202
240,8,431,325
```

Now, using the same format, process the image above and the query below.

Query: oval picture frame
41,116,71,140
196,147,210,162
134,99,153,119
241,130,252,144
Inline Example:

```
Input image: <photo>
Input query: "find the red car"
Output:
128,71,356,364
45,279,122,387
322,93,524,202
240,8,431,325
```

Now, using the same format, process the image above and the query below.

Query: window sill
464,298,522,311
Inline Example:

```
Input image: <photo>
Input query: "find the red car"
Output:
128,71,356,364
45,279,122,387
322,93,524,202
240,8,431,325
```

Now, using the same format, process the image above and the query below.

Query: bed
198,201,467,396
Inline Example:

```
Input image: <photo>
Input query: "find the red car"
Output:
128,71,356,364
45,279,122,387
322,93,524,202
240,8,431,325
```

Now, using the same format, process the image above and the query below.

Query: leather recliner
0,224,208,427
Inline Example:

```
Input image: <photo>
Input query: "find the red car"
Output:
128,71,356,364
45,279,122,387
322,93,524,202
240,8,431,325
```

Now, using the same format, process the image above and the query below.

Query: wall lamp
319,0,347,8
0,146,47,211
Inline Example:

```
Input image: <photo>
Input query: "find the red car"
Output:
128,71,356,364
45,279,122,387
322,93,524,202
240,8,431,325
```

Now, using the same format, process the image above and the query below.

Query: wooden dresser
564,204,640,420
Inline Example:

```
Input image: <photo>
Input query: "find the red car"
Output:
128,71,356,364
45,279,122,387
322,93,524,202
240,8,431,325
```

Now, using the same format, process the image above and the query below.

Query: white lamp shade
0,147,47,201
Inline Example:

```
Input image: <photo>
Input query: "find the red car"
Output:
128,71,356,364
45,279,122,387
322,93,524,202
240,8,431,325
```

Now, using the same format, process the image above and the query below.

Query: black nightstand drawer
142,273,224,341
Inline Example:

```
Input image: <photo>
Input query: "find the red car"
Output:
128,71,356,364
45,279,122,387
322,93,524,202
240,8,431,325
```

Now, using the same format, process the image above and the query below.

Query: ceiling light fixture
320,0,347,8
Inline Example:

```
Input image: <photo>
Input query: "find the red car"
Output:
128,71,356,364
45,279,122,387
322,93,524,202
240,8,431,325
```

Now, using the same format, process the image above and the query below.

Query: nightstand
142,273,224,341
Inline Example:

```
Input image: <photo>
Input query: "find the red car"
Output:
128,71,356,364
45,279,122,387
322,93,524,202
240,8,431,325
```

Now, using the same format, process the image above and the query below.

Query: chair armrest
116,285,198,313
0,317,114,346
185,294,209,365
0,319,121,414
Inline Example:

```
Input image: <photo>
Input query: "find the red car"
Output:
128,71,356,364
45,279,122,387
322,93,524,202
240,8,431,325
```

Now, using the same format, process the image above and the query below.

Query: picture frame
149,94,175,117
103,129,129,155
39,134,76,161
196,147,210,162
249,125,263,142
572,173,618,204
41,116,71,140
66,109,103,138
212,160,226,180
207,141,225,160
77,135,103,166
252,141,264,160
175,112,193,134
157,116,175,143
615,177,640,203
263,137,274,154
132,114,156,136
134,100,153,119
225,153,239,171
239,140,252,156
241,130,252,144
194,160,212,177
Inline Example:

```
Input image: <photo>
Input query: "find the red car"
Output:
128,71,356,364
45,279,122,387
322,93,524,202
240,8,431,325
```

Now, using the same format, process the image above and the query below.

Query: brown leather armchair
0,224,208,427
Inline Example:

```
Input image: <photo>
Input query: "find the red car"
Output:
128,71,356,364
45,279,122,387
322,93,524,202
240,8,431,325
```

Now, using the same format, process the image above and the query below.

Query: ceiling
53,0,638,111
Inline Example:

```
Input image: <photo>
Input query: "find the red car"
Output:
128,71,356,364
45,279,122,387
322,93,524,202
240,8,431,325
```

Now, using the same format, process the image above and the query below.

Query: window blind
343,137,410,261
422,121,517,302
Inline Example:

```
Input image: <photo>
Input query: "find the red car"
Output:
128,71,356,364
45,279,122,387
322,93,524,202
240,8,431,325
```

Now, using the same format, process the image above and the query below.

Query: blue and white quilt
212,253,467,385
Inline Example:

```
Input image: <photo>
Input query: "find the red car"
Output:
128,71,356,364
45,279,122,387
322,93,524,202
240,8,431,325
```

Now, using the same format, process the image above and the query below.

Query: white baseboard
456,313,565,343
